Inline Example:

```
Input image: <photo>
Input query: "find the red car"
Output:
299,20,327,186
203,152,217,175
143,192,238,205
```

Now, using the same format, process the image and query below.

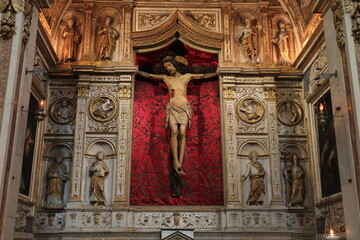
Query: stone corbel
0,0,24,39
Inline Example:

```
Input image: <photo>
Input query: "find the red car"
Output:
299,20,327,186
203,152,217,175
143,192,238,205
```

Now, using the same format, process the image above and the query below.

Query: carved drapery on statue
130,42,223,205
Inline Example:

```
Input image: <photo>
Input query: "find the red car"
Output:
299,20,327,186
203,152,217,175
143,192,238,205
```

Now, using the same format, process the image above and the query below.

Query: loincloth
166,102,192,127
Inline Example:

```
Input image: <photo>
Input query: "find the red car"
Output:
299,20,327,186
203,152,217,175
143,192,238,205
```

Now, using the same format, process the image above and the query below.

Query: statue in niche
61,19,81,62
235,18,257,64
89,151,109,205
46,154,70,208
137,55,217,197
283,153,305,207
272,21,292,66
97,16,119,60
241,150,265,205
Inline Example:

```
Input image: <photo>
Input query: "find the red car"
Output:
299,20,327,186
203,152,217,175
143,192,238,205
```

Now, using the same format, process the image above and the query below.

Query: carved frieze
35,213,66,230
184,11,216,30
15,205,32,232
138,13,169,30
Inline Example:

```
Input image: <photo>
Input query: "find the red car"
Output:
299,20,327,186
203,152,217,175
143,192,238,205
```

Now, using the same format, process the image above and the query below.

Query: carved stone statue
272,21,291,66
241,150,265,205
236,18,257,64
89,152,109,205
97,16,119,60
62,19,81,62
138,56,217,179
46,155,70,208
283,154,305,207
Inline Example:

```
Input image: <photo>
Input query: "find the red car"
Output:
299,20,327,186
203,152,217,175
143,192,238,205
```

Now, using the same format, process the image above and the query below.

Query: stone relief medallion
50,98,76,124
89,95,118,122
277,100,303,126
236,98,264,124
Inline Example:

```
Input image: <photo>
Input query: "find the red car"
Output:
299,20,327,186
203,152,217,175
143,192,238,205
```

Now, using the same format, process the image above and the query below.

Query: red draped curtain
130,42,223,205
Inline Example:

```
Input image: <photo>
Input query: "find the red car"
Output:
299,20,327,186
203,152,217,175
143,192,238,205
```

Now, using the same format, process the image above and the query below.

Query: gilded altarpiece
33,1,317,239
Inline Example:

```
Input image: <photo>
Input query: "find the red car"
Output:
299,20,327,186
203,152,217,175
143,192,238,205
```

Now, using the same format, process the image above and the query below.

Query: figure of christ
137,56,217,177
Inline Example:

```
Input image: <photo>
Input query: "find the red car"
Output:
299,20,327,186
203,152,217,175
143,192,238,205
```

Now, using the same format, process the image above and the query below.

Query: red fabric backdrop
130,42,223,205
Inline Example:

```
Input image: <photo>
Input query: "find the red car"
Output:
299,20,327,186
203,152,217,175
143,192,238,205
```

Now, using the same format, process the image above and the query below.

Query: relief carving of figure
235,18,257,64
241,150,265,205
62,19,81,62
89,152,109,205
137,55,217,197
46,155,70,208
272,21,292,66
278,101,303,126
97,16,119,60
283,154,305,207
92,98,115,120
50,99,75,124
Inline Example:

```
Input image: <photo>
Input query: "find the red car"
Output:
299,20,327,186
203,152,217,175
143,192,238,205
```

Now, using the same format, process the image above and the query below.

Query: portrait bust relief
50,99,76,124
236,98,264,124
89,96,118,122
277,100,303,126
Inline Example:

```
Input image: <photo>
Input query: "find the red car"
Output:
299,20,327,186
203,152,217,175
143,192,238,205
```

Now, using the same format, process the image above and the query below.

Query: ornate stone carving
272,21,292,66
235,18,258,64
277,100,303,126
264,88,276,100
89,95,118,122
78,87,89,97
0,0,23,39
344,0,360,44
184,11,216,30
61,19,81,62
15,205,32,232
236,97,264,124
50,98,76,125
138,13,169,30
331,0,346,48
119,85,131,98
135,212,219,229
22,0,33,43
35,213,66,230
97,16,119,61
223,87,235,99
89,152,109,205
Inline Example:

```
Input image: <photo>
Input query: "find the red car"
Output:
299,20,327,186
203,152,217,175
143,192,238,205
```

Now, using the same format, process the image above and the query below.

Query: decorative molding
77,87,89,97
344,0,360,44
22,0,33,44
119,85,131,99
223,87,235,99
0,0,23,39
138,13,169,30
331,0,346,48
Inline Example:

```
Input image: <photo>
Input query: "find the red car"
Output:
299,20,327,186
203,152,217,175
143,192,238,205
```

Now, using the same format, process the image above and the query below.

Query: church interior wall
1,0,359,239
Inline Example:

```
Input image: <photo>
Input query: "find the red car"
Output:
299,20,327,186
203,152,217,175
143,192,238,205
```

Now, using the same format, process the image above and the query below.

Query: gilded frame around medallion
89,95,118,122
236,97,265,124
50,98,76,125
277,100,303,126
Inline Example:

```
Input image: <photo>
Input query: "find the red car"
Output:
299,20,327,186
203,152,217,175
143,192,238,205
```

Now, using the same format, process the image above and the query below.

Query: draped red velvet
130,42,223,206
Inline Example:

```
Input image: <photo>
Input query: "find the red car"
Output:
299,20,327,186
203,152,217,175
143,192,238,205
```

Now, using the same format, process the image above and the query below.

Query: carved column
83,3,94,61
259,3,271,65
264,87,283,204
123,5,132,61
222,76,239,206
69,85,89,204
114,75,133,205
222,5,232,63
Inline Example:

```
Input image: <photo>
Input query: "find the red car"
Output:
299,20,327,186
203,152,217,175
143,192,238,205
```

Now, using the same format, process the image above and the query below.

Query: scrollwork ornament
331,0,346,48
344,0,360,43
0,0,23,39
